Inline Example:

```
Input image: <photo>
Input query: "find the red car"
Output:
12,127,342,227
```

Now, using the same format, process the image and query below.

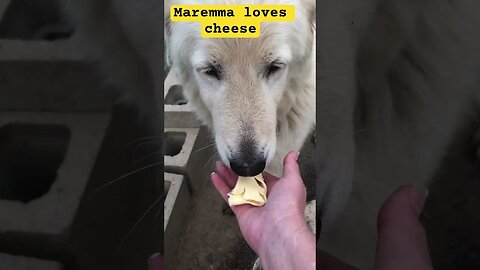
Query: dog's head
166,0,315,176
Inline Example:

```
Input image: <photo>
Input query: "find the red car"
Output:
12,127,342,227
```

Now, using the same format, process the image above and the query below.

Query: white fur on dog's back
318,0,480,267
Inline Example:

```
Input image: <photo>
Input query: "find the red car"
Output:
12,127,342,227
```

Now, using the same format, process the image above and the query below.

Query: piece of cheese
227,173,267,207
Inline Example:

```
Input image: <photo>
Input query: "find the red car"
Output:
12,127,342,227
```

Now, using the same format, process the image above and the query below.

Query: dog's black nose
230,157,266,177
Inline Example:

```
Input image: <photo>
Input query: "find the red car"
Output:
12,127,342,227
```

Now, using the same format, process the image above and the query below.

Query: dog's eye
266,62,284,78
203,66,221,80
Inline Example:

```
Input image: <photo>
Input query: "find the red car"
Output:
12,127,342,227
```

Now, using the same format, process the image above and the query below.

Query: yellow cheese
227,173,267,207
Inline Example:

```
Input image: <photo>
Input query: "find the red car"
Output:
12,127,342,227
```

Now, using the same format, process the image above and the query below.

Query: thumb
375,186,432,270
282,151,301,180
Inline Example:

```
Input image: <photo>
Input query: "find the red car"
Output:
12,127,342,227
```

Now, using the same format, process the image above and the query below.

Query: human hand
318,186,433,270
211,151,315,270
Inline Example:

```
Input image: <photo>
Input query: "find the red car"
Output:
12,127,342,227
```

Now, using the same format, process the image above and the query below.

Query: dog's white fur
65,0,315,176
165,0,315,177
316,0,480,267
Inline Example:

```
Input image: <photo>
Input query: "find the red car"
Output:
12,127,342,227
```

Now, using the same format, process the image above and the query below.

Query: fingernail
296,151,300,161
211,171,216,176
215,161,222,168
148,253,163,269
149,252,160,260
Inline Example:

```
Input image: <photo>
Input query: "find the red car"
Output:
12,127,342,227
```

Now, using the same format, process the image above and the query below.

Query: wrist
257,214,316,270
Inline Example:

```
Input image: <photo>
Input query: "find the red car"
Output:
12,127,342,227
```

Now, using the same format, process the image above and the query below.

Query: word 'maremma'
173,7,235,17
173,6,288,18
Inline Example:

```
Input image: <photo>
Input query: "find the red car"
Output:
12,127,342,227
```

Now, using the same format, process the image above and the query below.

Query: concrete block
0,0,78,58
0,37,114,112
0,253,62,270
164,71,216,193
0,61,116,112
0,40,114,112
0,0,74,43
164,127,199,175
164,173,190,270
164,71,202,128
0,0,115,112
164,127,216,194
0,112,110,235
185,126,216,193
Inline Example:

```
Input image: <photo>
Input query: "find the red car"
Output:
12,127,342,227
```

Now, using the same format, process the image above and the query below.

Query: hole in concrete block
164,132,186,157
164,86,188,105
0,0,74,40
0,123,71,203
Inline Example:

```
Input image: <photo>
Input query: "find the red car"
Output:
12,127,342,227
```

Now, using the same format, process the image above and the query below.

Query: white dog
164,0,315,179
65,0,315,181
